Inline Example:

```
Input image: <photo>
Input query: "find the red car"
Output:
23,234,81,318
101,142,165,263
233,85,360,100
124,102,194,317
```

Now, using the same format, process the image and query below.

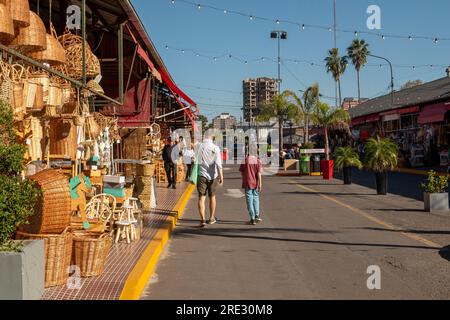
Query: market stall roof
349,76,450,119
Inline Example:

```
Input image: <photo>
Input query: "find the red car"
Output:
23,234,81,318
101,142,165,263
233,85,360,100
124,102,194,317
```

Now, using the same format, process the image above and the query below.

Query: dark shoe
248,219,256,225
172,185,177,189
199,220,207,228
167,183,172,188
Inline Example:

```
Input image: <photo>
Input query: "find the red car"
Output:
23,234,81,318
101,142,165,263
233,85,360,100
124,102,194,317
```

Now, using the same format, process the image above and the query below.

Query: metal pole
81,0,86,86
368,54,395,106
118,23,124,104
278,33,281,93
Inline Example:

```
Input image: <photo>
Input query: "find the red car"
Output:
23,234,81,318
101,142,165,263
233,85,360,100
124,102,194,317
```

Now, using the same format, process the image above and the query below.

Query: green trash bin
300,156,311,175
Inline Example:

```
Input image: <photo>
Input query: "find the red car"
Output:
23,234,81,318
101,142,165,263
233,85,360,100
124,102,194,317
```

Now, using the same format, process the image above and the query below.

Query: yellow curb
119,184,196,300
394,168,449,177
292,181,442,249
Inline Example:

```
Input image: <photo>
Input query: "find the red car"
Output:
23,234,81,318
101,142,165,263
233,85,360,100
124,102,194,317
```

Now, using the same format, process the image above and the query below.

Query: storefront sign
383,114,400,122
300,149,326,154
66,5,81,30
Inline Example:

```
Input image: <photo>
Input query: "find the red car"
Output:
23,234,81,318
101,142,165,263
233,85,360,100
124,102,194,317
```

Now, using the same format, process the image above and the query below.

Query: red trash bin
321,160,334,180
222,148,228,161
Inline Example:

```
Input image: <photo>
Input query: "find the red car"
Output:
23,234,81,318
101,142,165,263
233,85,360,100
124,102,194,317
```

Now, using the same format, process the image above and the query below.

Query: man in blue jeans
239,154,262,225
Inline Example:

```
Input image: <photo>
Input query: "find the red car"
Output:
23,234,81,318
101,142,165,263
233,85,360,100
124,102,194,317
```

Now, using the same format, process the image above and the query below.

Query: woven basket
16,229,73,288
0,3,14,44
9,0,30,28
29,33,67,66
29,72,49,104
23,80,37,109
24,169,72,235
136,164,155,177
47,82,62,107
10,11,46,53
72,232,112,278
12,82,24,121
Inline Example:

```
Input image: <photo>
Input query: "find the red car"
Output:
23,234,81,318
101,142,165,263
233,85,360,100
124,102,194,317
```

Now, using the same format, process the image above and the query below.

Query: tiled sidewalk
42,182,189,300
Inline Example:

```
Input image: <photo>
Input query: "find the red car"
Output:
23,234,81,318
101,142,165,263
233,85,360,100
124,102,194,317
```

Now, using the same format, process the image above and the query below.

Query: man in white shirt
183,143,195,181
196,134,224,227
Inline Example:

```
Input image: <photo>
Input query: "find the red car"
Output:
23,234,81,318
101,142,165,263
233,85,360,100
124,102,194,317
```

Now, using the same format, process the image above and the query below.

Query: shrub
421,171,449,194
333,146,363,170
364,136,398,172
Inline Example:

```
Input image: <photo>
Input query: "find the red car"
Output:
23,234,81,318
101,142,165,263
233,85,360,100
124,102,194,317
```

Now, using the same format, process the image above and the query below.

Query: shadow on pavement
283,191,375,197
439,246,450,261
349,226,450,236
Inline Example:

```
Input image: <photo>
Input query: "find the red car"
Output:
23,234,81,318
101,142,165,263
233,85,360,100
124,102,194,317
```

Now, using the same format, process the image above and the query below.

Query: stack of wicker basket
17,169,73,288
135,164,155,211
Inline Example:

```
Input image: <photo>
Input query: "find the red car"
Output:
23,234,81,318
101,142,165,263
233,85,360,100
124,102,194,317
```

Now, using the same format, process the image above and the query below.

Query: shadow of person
439,245,450,261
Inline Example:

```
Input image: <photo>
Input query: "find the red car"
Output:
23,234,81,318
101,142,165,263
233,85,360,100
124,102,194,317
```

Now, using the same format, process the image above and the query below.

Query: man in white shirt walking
196,134,224,227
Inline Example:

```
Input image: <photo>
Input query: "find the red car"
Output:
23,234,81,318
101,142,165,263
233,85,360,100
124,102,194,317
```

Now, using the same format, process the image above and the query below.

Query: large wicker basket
9,0,30,28
9,11,46,53
24,169,72,234
72,232,112,278
16,229,73,288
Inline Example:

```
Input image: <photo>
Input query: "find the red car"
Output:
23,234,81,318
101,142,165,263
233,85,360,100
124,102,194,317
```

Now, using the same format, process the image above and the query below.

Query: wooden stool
114,205,138,244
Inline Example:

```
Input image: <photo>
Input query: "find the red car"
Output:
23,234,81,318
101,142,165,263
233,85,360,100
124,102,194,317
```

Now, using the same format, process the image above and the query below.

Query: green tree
364,136,398,172
325,48,348,107
257,91,300,151
0,100,40,252
312,102,350,160
333,146,363,170
347,39,370,101
285,83,320,144
196,114,209,133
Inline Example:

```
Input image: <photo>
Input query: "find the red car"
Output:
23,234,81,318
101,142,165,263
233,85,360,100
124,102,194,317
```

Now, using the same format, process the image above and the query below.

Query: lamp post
270,31,288,93
289,120,293,148
368,53,395,106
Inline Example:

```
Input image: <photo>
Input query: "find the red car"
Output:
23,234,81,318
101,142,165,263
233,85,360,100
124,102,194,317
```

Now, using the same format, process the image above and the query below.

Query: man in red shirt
239,155,263,225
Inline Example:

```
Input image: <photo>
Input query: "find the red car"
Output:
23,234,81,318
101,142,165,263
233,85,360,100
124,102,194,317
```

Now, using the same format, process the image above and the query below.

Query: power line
168,0,450,43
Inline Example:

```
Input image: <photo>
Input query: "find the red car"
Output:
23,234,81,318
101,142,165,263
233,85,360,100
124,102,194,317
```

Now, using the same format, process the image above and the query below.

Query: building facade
243,77,278,122
342,97,368,111
213,113,237,131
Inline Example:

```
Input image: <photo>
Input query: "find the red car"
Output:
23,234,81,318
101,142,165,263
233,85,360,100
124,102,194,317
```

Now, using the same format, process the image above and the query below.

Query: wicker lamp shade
10,11,46,53
9,0,30,28
29,33,67,66
0,3,14,44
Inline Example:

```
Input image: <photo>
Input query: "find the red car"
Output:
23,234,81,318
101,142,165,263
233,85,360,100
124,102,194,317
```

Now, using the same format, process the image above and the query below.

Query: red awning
418,102,450,124
351,117,366,126
366,114,380,123
399,106,420,115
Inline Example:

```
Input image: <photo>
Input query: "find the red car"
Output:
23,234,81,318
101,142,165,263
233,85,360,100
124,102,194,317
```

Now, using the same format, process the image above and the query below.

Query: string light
354,31,358,37
163,44,447,70
169,0,450,43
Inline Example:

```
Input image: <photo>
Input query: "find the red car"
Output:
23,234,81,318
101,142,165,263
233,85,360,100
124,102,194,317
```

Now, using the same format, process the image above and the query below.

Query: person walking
183,143,195,182
240,154,262,225
197,134,224,228
162,137,177,189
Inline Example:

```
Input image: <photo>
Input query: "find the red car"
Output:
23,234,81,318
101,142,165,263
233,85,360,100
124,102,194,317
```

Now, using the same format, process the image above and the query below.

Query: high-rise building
212,113,237,131
243,77,278,122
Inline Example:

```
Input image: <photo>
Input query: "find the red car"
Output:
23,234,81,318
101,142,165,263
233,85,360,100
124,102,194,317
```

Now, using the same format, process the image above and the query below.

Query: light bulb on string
409,36,413,41
197,4,201,9
381,35,385,40
354,31,358,37
276,19,280,25
171,0,175,4
328,27,332,32
301,24,305,30
250,15,254,20
223,9,227,14
434,38,439,44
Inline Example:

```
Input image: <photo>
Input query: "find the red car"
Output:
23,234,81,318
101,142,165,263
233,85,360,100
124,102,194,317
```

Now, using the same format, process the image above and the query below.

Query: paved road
142,166,450,300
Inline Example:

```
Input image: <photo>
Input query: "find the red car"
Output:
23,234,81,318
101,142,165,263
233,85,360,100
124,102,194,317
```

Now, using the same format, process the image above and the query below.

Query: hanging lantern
9,0,30,28
10,11,46,54
0,2,14,44
29,33,67,66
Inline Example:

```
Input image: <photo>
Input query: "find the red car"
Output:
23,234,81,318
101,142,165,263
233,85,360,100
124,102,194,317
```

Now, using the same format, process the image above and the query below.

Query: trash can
311,155,321,174
300,156,311,175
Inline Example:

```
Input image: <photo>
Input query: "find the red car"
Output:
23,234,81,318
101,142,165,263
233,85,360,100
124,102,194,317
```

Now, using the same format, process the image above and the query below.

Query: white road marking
224,189,245,198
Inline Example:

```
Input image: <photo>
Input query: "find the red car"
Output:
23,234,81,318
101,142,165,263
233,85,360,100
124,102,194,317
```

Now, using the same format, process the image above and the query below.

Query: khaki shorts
197,176,219,197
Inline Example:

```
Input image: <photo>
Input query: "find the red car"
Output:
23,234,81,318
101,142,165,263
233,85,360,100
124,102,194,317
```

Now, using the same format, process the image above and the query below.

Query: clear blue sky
132,0,450,121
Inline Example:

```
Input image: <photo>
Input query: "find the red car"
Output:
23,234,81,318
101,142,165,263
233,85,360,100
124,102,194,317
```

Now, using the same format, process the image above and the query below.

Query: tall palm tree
285,83,320,144
347,39,370,101
312,102,350,160
257,91,300,152
325,48,348,107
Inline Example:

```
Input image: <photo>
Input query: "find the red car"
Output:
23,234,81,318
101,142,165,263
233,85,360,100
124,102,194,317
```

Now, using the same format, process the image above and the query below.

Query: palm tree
347,39,370,101
257,91,300,152
325,48,348,107
312,102,350,160
285,84,320,144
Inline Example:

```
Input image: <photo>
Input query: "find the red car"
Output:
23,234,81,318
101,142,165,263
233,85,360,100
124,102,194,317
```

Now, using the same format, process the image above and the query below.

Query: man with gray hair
196,132,224,227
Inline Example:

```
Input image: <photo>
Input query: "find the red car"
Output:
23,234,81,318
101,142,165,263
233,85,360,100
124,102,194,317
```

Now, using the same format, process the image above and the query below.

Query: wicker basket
72,232,112,278
10,11,46,53
29,33,67,66
136,164,155,177
9,0,30,28
0,3,14,44
16,229,73,288
47,82,62,107
24,169,72,234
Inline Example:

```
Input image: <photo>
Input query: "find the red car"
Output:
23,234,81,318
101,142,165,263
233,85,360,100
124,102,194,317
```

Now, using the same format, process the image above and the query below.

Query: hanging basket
9,0,30,29
16,229,73,288
47,82,62,107
29,33,67,66
10,11,46,53
33,83,44,110
0,2,14,44
71,231,112,278
29,71,50,104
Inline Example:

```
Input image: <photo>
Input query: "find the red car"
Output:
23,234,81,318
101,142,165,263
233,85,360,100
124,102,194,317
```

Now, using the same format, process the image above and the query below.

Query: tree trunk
325,127,330,160
338,79,342,108
357,70,361,102
305,115,309,144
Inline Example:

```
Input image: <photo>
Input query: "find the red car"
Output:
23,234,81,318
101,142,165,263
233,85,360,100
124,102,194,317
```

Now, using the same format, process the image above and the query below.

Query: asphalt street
141,166,450,300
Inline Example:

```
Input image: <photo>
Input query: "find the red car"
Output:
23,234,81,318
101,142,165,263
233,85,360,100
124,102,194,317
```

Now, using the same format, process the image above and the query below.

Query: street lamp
270,31,288,93
289,120,293,148
368,53,395,106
